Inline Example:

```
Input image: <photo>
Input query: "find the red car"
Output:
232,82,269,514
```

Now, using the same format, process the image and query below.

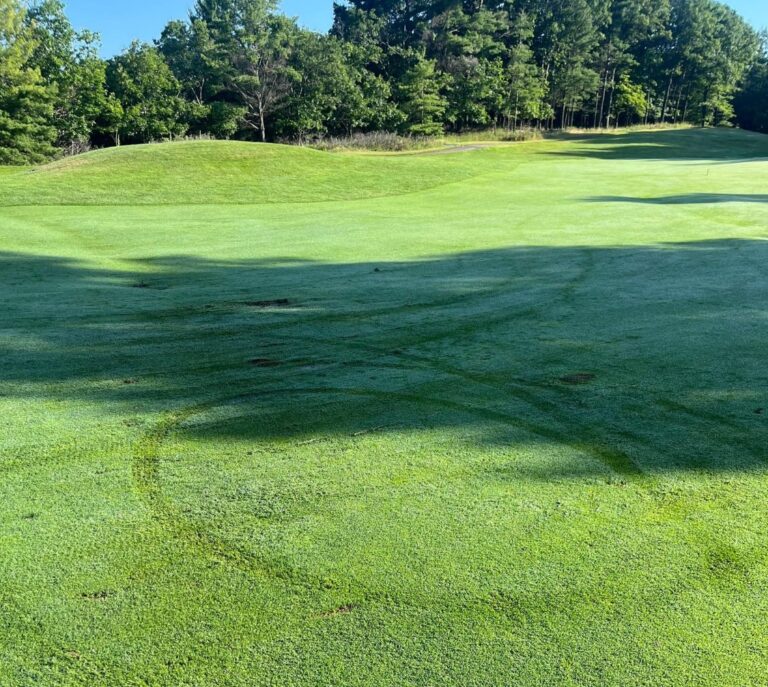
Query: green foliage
26,0,106,150
613,74,648,124
0,0,765,157
735,46,768,133
157,19,217,106
207,100,247,139
104,42,188,144
275,34,352,140
396,52,447,136
0,0,55,163
504,36,548,129
190,0,298,142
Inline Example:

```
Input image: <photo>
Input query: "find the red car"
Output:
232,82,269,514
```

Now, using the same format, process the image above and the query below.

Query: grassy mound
0,140,489,206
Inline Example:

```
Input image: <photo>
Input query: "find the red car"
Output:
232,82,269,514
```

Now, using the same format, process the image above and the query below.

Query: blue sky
64,1,334,55
63,0,767,58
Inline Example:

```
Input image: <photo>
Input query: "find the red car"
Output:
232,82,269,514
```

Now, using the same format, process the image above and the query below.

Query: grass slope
0,140,484,206
1,128,767,687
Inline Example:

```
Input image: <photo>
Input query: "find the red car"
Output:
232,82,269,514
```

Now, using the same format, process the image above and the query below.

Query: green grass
0,140,483,206
1,127,768,687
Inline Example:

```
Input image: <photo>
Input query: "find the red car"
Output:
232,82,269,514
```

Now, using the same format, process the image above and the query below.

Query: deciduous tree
0,0,55,163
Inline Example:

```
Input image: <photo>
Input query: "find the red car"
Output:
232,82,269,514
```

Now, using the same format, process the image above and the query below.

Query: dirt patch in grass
321,604,356,618
559,373,596,385
81,590,113,602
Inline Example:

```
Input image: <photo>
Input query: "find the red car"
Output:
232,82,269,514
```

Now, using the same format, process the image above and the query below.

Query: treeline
0,0,765,164
735,45,768,134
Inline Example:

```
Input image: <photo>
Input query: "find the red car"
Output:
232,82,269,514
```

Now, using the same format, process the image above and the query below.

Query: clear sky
63,0,767,58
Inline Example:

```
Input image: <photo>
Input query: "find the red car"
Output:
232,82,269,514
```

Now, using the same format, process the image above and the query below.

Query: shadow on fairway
548,128,768,162
1,237,767,478
587,194,768,205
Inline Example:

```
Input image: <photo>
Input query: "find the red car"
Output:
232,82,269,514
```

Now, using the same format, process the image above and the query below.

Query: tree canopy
0,0,55,163
734,36,768,134
0,0,765,163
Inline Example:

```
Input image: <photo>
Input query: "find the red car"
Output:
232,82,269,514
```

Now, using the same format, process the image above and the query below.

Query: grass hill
1,127,767,687
2,126,766,207
0,139,490,206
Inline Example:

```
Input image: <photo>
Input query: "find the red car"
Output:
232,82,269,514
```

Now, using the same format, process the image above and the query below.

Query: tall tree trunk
598,64,610,128
681,84,691,124
643,87,651,125
672,74,686,123
513,92,519,131
594,65,606,128
698,86,709,127
258,99,266,142
660,73,674,123
605,67,617,129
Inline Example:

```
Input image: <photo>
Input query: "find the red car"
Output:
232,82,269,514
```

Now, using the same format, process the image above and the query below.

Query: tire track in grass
239,245,593,356
132,399,321,591
132,384,648,595
656,399,768,467
282,345,650,481
129,246,649,484
250,248,648,479
41,235,550,334
19,196,549,335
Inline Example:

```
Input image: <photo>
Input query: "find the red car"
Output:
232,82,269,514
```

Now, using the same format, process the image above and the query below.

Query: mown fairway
2,128,768,686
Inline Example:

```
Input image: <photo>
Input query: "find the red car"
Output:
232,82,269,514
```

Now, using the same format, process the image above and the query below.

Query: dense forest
0,0,766,163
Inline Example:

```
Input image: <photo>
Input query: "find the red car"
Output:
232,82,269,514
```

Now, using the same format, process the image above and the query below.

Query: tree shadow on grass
547,128,768,162
587,194,768,205
1,238,767,479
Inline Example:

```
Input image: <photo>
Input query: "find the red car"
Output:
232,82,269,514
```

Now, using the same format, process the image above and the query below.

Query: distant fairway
2,128,768,686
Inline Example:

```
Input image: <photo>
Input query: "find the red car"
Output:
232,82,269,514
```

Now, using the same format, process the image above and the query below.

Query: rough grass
1,127,768,687
310,128,543,152
309,131,436,152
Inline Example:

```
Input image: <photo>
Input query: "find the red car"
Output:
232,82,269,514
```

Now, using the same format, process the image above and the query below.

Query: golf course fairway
1,127,767,686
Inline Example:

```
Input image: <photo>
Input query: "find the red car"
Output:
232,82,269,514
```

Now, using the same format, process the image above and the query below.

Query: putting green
1,128,767,686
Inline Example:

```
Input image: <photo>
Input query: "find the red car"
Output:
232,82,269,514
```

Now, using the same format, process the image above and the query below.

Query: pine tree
396,52,447,136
